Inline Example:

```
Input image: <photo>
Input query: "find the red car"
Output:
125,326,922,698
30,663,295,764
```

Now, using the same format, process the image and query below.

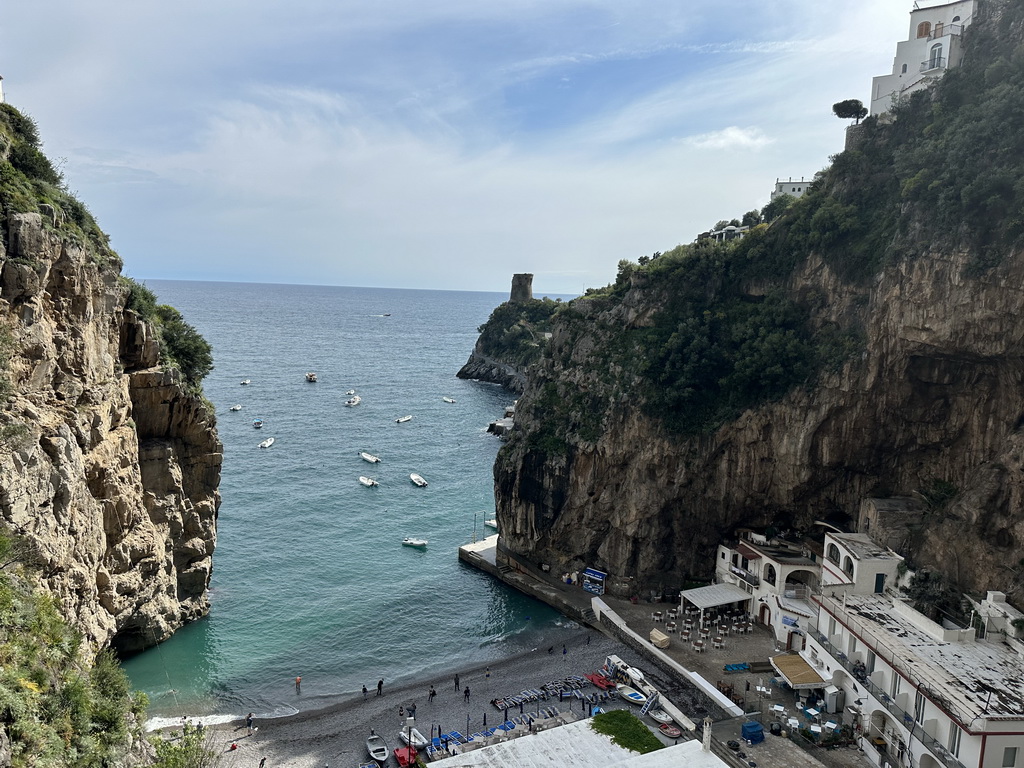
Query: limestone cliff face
495,246,1024,601
0,212,221,653
457,340,528,393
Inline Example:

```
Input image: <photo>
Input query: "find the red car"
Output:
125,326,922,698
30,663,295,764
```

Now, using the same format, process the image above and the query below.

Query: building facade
771,177,809,201
870,0,977,116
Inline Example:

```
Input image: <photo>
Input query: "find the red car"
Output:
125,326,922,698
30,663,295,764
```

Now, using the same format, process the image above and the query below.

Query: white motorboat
359,476,379,487
359,452,381,463
346,389,356,396
409,473,427,487
253,418,264,429
401,537,428,549
366,732,389,763
305,372,317,382
442,397,456,403
398,727,429,749
240,379,251,385
615,683,647,706
258,437,275,449
395,415,412,423
648,708,673,724
484,519,498,530
346,395,362,406
229,404,242,411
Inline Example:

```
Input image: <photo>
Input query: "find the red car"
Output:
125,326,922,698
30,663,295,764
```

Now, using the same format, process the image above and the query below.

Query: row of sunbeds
422,708,563,761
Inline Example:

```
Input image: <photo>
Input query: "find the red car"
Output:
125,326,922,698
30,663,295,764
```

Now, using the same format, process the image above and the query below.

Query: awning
680,583,751,610
770,653,826,690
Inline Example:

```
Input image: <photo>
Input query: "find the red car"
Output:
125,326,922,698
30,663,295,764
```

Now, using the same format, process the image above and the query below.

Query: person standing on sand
464,686,470,702
485,666,490,679
428,686,436,702
363,685,368,699
246,712,254,735
377,679,383,696
454,673,460,691
259,758,267,768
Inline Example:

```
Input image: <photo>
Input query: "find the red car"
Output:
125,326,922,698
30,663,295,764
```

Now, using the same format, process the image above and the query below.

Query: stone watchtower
510,273,533,304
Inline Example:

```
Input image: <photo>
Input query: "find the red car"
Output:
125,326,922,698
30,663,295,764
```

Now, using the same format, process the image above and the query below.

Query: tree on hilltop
833,99,868,124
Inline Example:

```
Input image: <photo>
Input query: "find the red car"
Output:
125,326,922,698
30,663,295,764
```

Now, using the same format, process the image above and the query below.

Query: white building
714,531,820,650
870,0,977,116
799,534,1024,768
771,177,809,201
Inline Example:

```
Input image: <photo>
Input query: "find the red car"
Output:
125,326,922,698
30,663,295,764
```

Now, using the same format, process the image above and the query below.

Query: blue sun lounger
724,663,750,673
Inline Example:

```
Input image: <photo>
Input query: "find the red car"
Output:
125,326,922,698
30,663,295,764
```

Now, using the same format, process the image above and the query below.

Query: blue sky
2,1,909,295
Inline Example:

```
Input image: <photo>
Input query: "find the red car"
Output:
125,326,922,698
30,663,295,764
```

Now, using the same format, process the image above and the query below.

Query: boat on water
346,389,356,396
409,473,427,487
397,727,429,749
305,372,317,382
240,379,251,385
615,683,648,705
252,418,264,429
346,395,362,406
648,708,673,724
395,415,412,423
258,437,275,449
229,404,242,411
442,397,456,403
366,732,389,763
484,519,498,530
401,537,428,548
359,451,381,463
359,476,379,488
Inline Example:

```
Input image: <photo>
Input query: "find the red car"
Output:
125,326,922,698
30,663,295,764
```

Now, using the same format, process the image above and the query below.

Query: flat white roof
430,719,726,767
827,533,899,562
680,583,751,611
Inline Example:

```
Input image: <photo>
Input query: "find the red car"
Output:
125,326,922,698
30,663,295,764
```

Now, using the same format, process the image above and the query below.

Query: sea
121,280,577,728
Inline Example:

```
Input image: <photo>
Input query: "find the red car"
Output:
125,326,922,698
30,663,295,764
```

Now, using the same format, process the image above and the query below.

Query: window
901,63,908,74
847,635,856,656
952,15,960,22
842,556,855,580
914,690,925,723
929,43,944,69
828,617,837,637
721,551,726,559
947,724,961,757
764,563,777,586
826,543,840,563
866,650,876,674
890,673,901,700
917,21,932,38
1003,746,1018,767
933,22,944,38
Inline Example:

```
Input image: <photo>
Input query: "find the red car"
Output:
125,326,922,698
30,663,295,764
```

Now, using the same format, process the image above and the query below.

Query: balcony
811,630,967,768
729,564,759,587
929,23,963,40
921,57,947,73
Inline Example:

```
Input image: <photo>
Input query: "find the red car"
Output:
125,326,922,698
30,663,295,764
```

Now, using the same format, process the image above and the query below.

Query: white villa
787,532,1024,768
771,177,810,201
870,0,977,116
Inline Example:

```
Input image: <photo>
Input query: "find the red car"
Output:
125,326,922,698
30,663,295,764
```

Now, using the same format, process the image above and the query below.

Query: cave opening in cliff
110,626,149,658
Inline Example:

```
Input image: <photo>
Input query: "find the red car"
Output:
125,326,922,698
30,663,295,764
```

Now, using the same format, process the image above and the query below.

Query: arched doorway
868,709,907,767
759,604,771,625
919,753,942,768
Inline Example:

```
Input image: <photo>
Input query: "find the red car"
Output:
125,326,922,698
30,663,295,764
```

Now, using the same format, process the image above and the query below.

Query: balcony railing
811,630,967,768
921,57,947,73
929,23,963,40
729,565,759,587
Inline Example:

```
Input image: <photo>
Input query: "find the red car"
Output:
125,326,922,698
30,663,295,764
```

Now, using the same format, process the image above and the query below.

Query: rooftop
827,533,900,562
817,593,1024,722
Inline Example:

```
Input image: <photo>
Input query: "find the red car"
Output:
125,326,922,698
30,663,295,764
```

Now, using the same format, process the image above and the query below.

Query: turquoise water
121,281,569,722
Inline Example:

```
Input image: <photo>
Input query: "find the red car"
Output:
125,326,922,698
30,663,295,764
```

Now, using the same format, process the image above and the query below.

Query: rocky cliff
492,0,1024,604
0,211,221,654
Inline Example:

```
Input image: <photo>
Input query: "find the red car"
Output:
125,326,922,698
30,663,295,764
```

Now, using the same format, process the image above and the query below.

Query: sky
1,1,912,295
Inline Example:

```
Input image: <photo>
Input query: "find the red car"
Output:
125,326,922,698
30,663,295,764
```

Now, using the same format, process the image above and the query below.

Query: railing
811,631,967,768
729,565,759,587
921,57,947,73
929,24,963,40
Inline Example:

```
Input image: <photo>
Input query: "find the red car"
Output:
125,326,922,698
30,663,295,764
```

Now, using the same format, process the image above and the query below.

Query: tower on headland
510,273,533,304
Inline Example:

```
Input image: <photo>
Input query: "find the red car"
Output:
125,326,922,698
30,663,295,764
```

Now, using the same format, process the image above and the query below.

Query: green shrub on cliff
476,298,561,367
0,528,146,767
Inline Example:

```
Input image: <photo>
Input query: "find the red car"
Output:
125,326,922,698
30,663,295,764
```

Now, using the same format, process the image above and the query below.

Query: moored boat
442,397,456,403
346,389,356,395
240,379,251,385
258,437,275,449
395,415,412,423
484,519,498,530
359,476,379,487
401,537,428,548
366,732,389,763
397,726,429,749
409,473,427,487
648,708,673,724
305,372,317,382
615,683,648,705
229,404,242,411
253,418,264,429
346,395,362,406
658,723,682,739
359,451,381,463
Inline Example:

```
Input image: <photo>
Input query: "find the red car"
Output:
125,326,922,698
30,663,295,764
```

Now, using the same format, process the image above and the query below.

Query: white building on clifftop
870,0,977,116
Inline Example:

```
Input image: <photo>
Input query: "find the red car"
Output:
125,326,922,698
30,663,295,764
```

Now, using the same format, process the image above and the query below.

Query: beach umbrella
483,713,487,727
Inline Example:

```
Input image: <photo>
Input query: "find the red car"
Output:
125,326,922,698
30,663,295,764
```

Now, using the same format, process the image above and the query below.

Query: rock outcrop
0,212,221,654
457,343,528,393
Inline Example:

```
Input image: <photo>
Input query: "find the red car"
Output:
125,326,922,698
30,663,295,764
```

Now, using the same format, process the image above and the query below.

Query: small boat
395,745,417,767
584,672,613,690
359,452,381,463
366,732,389,763
383,313,392,316
359,476,379,487
252,418,264,429
409,473,427,487
258,437,275,449
442,397,456,403
240,379,251,385
658,723,682,739
395,415,412,423
346,395,362,406
229,404,242,411
615,683,648,706
305,372,317,382
401,537,428,548
484,519,498,530
397,727,429,749
346,389,356,396
648,708,673,724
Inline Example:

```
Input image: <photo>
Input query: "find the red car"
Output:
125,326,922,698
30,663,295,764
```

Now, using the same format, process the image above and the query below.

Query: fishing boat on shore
615,683,648,705
401,537,428,549
409,473,427,487
366,732,389,763
305,372,317,382
359,451,381,463
648,708,673,724
258,437,275,449
359,476,378,487
395,415,412,423
229,404,242,411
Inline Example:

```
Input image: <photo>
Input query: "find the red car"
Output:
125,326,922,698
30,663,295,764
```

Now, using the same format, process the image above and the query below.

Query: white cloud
685,127,772,151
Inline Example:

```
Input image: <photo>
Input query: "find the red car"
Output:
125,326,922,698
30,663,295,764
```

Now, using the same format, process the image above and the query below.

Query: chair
666,621,677,632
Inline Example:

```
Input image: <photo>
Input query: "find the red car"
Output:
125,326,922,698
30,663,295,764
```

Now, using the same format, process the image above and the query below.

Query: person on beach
246,713,254,735
399,706,404,717
363,685,368,699
295,676,301,692
485,666,490,679
428,686,436,702
562,644,567,655
454,673,460,691
259,758,267,768
377,679,383,696
409,702,417,718
464,686,470,702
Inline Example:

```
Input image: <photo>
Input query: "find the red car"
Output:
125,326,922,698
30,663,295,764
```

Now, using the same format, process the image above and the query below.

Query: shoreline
164,630,643,768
